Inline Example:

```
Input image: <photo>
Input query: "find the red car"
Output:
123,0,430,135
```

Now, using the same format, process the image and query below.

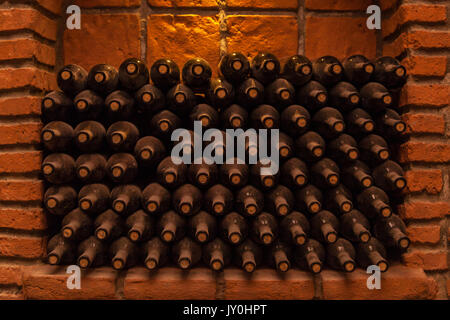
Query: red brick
0,180,43,202
402,250,448,271
148,15,220,75
228,0,297,9
148,0,217,7
0,264,23,286
322,264,437,299
404,169,443,194
399,142,450,163
227,15,298,61
223,268,314,299
384,31,450,57
0,39,55,66
0,151,42,173
305,0,372,11
305,16,377,60
74,0,140,8
0,68,56,92
406,225,441,245
0,208,47,231
23,265,118,299
0,9,57,41
35,0,63,15
399,201,450,220
124,267,216,299
399,84,449,108
0,122,42,146
403,114,446,135
64,14,140,70
447,278,450,297
383,4,447,38
0,96,42,117
402,56,447,78
380,0,397,11
0,235,46,259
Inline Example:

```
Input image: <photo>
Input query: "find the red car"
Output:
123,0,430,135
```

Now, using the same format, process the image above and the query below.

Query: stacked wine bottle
42,53,410,274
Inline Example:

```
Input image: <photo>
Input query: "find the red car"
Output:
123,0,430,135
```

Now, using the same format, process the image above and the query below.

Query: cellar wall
0,0,448,299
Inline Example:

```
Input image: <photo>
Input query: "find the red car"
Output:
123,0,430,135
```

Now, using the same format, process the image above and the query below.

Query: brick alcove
0,0,448,300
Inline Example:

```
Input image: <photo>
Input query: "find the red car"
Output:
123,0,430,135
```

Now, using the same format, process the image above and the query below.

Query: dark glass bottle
41,91,74,123
342,55,374,87
373,214,410,250
251,52,280,85
280,104,310,137
266,185,295,217
87,64,119,96
280,211,310,246
142,237,169,270
135,84,165,115
203,238,232,271
280,157,309,188
355,237,389,272
295,184,323,214
75,154,107,183
325,184,354,215
119,58,149,91
310,210,339,244
182,58,212,92
356,186,393,219
74,121,106,152
61,208,93,241
360,82,393,113
189,103,219,130
94,209,123,241
220,212,248,245
188,210,217,243
150,58,180,92
221,104,248,129
156,210,186,243
281,55,313,87
326,238,356,272
249,161,279,190
265,78,295,108
150,110,182,140
251,212,278,245
312,56,343,87
206,78,235,108
375,108,406,138
47,234,76,265
372,160,407,192
105,90,135,120
134,136,166,167
106,153,138,184
359,134,390,165
340,209,371,243
328,134,360,163
219,160,249,189
342,160,374,191
187,161,218,189
250,104,280,129
42,153,75,184
156,156,187,189
106,121,140,152
126,210,154,242
44,185,77,216
345,108,375,137
235,185,264,217
237,78,264,107
78,183,110,215
204,184,234,216
295,131,326,162
293,239,325,273
267,241,292,272
312,107,345,139
172,184,203,216
311,158,340,188
77,236,107,268
219,52,250,84
57,64,88,97
234,239,263,273
373,56,407,89
142,183,171,215
166,83,196,116
172,237,202,269
110,237,139,270
296,80,328,111
329,81,360,112
110,184,142,216
41,121,74,152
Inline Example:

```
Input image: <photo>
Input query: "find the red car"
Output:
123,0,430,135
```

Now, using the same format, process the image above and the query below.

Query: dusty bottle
326,238,356,272
250,104,280,129
182,58,212,92
295,184,323,214
172,184,203,216
219,160,249,189
119,58,149,91
265,78,295,108
44,185,77,216
373,56,407,89
142,183,171,215
325,185,353,215
188,210,217,243
372,160,406,192
311,158,340,188
94,209,124,242
203,238,232,271
266,185,295,217
234,239,262,273
373,214,410,250
57,64,88,97
329,81,360,112
142,237,169,270
267,241,292,272
312,56,343,87
172,237,202,269
74,121,106,152
296,80,328,110
312,107,345,139
126,210,154,242
251,212,278,245
106,153,138,184
310,210,339,244
355,237,389,272
342,160,374,191
150,109,182,140
61,208,93,241
156,156,187,189
134,136,166,167
110,184,142,216
328,134,360,163
219,52,250,84
150,58,180,92
87,64,119,96
280,211,310,246
106,121,140,152
105,90,135,120
156,210,186,243
293,238,325,273
345,108,375,137
187,161,218,189
251,52,280,85
41,121,74,152
41,91,74,123
220,212,248,245
359,134,391,165
281,55,312,86
189,104,219,130
280,104,310,137
77,236,107,268
135,84,165,115
295,131,326,162
356,186,393,219
237,77,264,107
75,154,107,183
110,237,139,270
235,185,264,217
206,78,235,108
342,55,374,87
340,209,371,243
221,104,248,129
280,157,309,188
42,153,75,184
78,183,110,215
47,234,76,265
360,82,392,113
166,84,196,116
204,184,234,216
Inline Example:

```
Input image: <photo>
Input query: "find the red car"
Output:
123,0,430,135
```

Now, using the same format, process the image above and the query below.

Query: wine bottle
172,237,202,269
42,153,75,184
328,134,360,163
166,84,196,116
74,89,104,120
142,183,171,215
187,161,218,188
251,52,280,85
142,237,169,270
234,239,262,273
265,78,295,108
267,241,292,272
74,121,106,152
106,121,140,152
106,153,138,184
326,238,356,272
235,185,264,217
156,156,187,189
359,134,390,165
204,184,233,216
356,186,393,219
44,185,77,216
172,184,202,216
329,81,360,112
310,210,339,244
156,210,186,243
375,108,406,138
342,160,373,190
41,121,73,152
182,58,212,92
41,91,74,123
189,103,219,129
220,212,247,245
237,77,264,107
111,184,142,216
94,209,123,241
135,84,165,115
293,238,325,273
110,237,138,270
61,208,93,241
87,64,119,96
77,236,107,268
345,108,375,137
373,56,407,89
355,237,389,272
105,90,135,120
296,80,328,110
372,160,406,192
206,78,235,108
280,104,310,137
188,210,217,243
219,52,250,84
280,157,309,188
280,211,310,245
373,214,410,250
75,154,107,183
203,238,232,271
126,210,154,242
325,184,353,215
311,158,340,188
251,212,278,245
266,185,295,217
250,104,280,129
219,160,249,189
312,56,343,86
150,110,182,140
295,131,326,162
119,58,149,91
295,184,323,214
47,234,76,265
249,161,279,190
281,55,312,87
78,183,110,215
134,136,166,167
312,107,345,139
360,82,392,113
150,58,180,92
57,64,88,97
221,104,248,129
340,209,371,243
342,55,374,87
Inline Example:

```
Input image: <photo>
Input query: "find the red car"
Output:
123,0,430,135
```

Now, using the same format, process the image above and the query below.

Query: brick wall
0,0,448,299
